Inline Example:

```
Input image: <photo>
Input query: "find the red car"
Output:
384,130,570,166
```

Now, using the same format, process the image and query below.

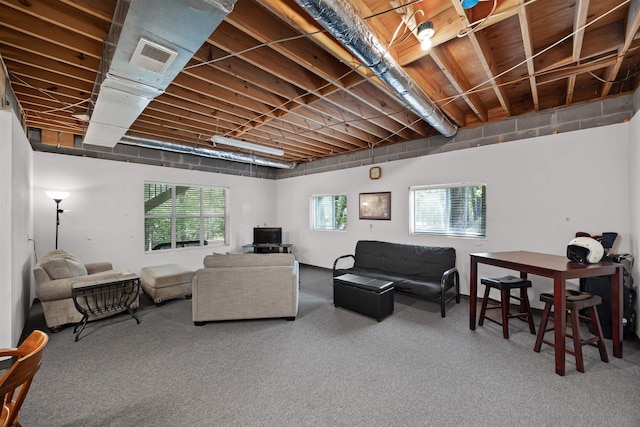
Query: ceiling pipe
293,0,458,137
119,136,297,169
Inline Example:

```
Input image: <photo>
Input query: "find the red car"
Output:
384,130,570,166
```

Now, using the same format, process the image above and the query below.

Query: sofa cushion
353,240,455,281
203,253,294,268
39,254,88,280
337,267,445,299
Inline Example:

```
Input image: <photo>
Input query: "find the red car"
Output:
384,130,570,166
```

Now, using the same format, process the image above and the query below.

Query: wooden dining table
469,251,623,376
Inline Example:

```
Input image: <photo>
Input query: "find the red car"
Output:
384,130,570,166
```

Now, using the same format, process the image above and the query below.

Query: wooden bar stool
478,275,536,339
533,290,609,373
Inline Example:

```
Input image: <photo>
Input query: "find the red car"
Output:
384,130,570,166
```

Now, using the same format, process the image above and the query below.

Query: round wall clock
369,166,381,180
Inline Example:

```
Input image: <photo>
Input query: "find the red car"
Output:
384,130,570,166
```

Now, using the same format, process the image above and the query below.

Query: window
144,183,228,251
312,194,347,230
410,183,486,238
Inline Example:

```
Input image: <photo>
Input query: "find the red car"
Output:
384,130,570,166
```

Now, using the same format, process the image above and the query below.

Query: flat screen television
253,227,282,245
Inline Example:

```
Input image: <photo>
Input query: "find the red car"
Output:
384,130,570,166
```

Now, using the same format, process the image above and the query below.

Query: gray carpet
16,265,640,426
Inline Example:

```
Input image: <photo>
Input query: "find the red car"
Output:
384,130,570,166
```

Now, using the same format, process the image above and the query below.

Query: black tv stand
243,243,292,254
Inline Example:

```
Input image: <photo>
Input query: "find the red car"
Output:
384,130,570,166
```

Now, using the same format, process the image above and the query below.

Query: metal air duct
84,0,237,147
293,0,458,137
119,136,297,169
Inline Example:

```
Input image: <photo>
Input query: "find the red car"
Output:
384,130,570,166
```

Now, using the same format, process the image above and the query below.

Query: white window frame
409,183,486,238
144,182,229,251
310,193,348,231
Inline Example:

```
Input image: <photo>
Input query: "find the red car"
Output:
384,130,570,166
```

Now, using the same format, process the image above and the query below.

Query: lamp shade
45,191,70,201
461,0,480,9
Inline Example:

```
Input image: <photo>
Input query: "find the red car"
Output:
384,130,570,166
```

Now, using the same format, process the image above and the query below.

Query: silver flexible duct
294,0,458,137
119,136,297,169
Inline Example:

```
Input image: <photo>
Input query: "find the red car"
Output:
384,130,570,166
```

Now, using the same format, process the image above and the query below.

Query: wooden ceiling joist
2,0,637,165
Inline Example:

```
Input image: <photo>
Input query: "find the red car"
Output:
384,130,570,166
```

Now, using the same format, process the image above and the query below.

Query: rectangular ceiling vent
130,37,178,74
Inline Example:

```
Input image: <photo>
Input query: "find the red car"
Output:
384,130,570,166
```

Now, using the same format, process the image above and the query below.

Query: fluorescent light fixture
211,135,284,156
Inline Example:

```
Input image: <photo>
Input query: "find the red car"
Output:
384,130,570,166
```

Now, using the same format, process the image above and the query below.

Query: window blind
144,183,228,251
410,184,486,237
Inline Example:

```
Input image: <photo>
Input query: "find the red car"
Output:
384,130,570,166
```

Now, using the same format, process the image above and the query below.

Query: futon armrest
84,262,113,274
441,267,460,298
332,254,355,275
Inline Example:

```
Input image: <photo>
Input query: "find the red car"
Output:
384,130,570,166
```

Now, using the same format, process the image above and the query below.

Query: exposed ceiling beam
451,0,512,116
396,0,524,66
518,0,539,111
3,0,638,166
602,0,640,96
566,0,590,105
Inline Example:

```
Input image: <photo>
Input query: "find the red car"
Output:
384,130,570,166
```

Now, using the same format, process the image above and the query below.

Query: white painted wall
629,109,640,336
277,123,631,309
0,110,33,348
33,153,277,277
0,111,11,349
25,118,638,328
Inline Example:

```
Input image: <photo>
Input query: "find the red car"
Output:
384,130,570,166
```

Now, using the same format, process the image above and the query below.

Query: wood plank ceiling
1,0,639,165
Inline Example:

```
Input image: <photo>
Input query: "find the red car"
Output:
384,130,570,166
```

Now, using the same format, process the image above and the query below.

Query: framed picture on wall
359,192,391,220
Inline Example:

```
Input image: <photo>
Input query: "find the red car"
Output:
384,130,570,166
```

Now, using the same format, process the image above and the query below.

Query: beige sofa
192,253,299,324
34,250,137,330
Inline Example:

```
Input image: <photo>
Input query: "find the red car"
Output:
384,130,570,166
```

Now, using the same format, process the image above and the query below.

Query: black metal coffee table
71,274,141,341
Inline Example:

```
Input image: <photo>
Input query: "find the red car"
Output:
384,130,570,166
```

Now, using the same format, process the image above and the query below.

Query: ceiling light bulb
420,38,433,51
417,21,435,41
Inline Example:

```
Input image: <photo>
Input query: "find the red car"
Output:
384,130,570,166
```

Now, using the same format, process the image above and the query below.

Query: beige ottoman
140,264,194,306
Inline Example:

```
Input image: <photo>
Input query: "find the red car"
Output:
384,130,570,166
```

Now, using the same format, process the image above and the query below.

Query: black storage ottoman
334,273,394,321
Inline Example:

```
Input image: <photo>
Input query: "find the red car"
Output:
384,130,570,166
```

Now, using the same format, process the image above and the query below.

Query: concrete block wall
27,92,636,181
27,132,279,179
276,93,636,179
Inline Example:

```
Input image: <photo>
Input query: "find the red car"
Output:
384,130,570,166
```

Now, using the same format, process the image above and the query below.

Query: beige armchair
192,253,299,324
34,249,136,330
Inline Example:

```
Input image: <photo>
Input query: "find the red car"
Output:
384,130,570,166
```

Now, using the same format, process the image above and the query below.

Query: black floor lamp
45,191,70,250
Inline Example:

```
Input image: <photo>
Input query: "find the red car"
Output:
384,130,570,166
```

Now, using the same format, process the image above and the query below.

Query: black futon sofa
333,240,460,317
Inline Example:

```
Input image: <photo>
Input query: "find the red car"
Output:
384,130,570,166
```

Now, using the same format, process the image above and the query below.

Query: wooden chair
0,330,49,427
